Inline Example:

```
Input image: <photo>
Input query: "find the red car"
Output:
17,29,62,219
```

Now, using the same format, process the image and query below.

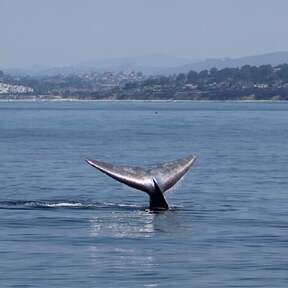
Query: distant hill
4,51,288,76
162,51,288,75
4,55,192,76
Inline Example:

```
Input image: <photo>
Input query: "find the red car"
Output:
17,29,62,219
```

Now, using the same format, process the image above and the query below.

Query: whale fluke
86,155,196,210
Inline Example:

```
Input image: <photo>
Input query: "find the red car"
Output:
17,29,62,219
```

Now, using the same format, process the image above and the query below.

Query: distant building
254,83,269,89
184,83,198,89
0,83,34,94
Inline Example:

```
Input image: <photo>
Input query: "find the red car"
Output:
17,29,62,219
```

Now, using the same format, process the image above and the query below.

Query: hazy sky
1,0,288,68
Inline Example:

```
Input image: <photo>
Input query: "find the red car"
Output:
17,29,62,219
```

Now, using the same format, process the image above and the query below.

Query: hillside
4,52,288,76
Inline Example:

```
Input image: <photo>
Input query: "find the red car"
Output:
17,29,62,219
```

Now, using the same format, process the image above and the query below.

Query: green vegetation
1,64,288,100
116,64,288,100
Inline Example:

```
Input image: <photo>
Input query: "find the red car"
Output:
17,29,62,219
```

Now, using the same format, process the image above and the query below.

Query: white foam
45,202,83,207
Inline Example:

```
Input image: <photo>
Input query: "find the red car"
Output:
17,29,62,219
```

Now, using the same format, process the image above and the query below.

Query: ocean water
0,101,287,288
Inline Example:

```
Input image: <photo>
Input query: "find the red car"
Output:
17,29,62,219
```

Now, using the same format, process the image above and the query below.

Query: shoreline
0,98,288,103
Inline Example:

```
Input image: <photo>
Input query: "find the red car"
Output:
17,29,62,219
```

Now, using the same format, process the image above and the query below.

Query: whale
86,155,196,210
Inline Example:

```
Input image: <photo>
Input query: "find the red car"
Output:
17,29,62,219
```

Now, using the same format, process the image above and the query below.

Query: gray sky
1,0,288,68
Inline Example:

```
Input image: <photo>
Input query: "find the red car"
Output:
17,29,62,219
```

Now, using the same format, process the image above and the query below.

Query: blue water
0,101,288,287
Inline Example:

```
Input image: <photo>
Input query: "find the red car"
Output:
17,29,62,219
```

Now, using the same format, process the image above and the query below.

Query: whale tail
86,155,196,210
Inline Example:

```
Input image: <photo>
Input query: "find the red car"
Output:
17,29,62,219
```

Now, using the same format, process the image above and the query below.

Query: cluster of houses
0,82,34,95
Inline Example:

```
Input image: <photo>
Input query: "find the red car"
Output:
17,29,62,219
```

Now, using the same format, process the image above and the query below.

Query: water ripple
0,200,142,210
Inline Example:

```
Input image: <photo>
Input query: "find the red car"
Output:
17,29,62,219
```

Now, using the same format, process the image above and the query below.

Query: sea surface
0,101,287,288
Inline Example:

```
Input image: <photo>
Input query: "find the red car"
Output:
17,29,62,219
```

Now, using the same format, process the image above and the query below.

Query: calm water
0,101,287,287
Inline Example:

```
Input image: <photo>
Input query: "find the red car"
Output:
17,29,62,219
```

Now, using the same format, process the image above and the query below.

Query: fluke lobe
86,155,196,210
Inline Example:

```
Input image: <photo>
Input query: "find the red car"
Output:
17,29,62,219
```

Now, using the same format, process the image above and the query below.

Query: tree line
139,64,288,87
